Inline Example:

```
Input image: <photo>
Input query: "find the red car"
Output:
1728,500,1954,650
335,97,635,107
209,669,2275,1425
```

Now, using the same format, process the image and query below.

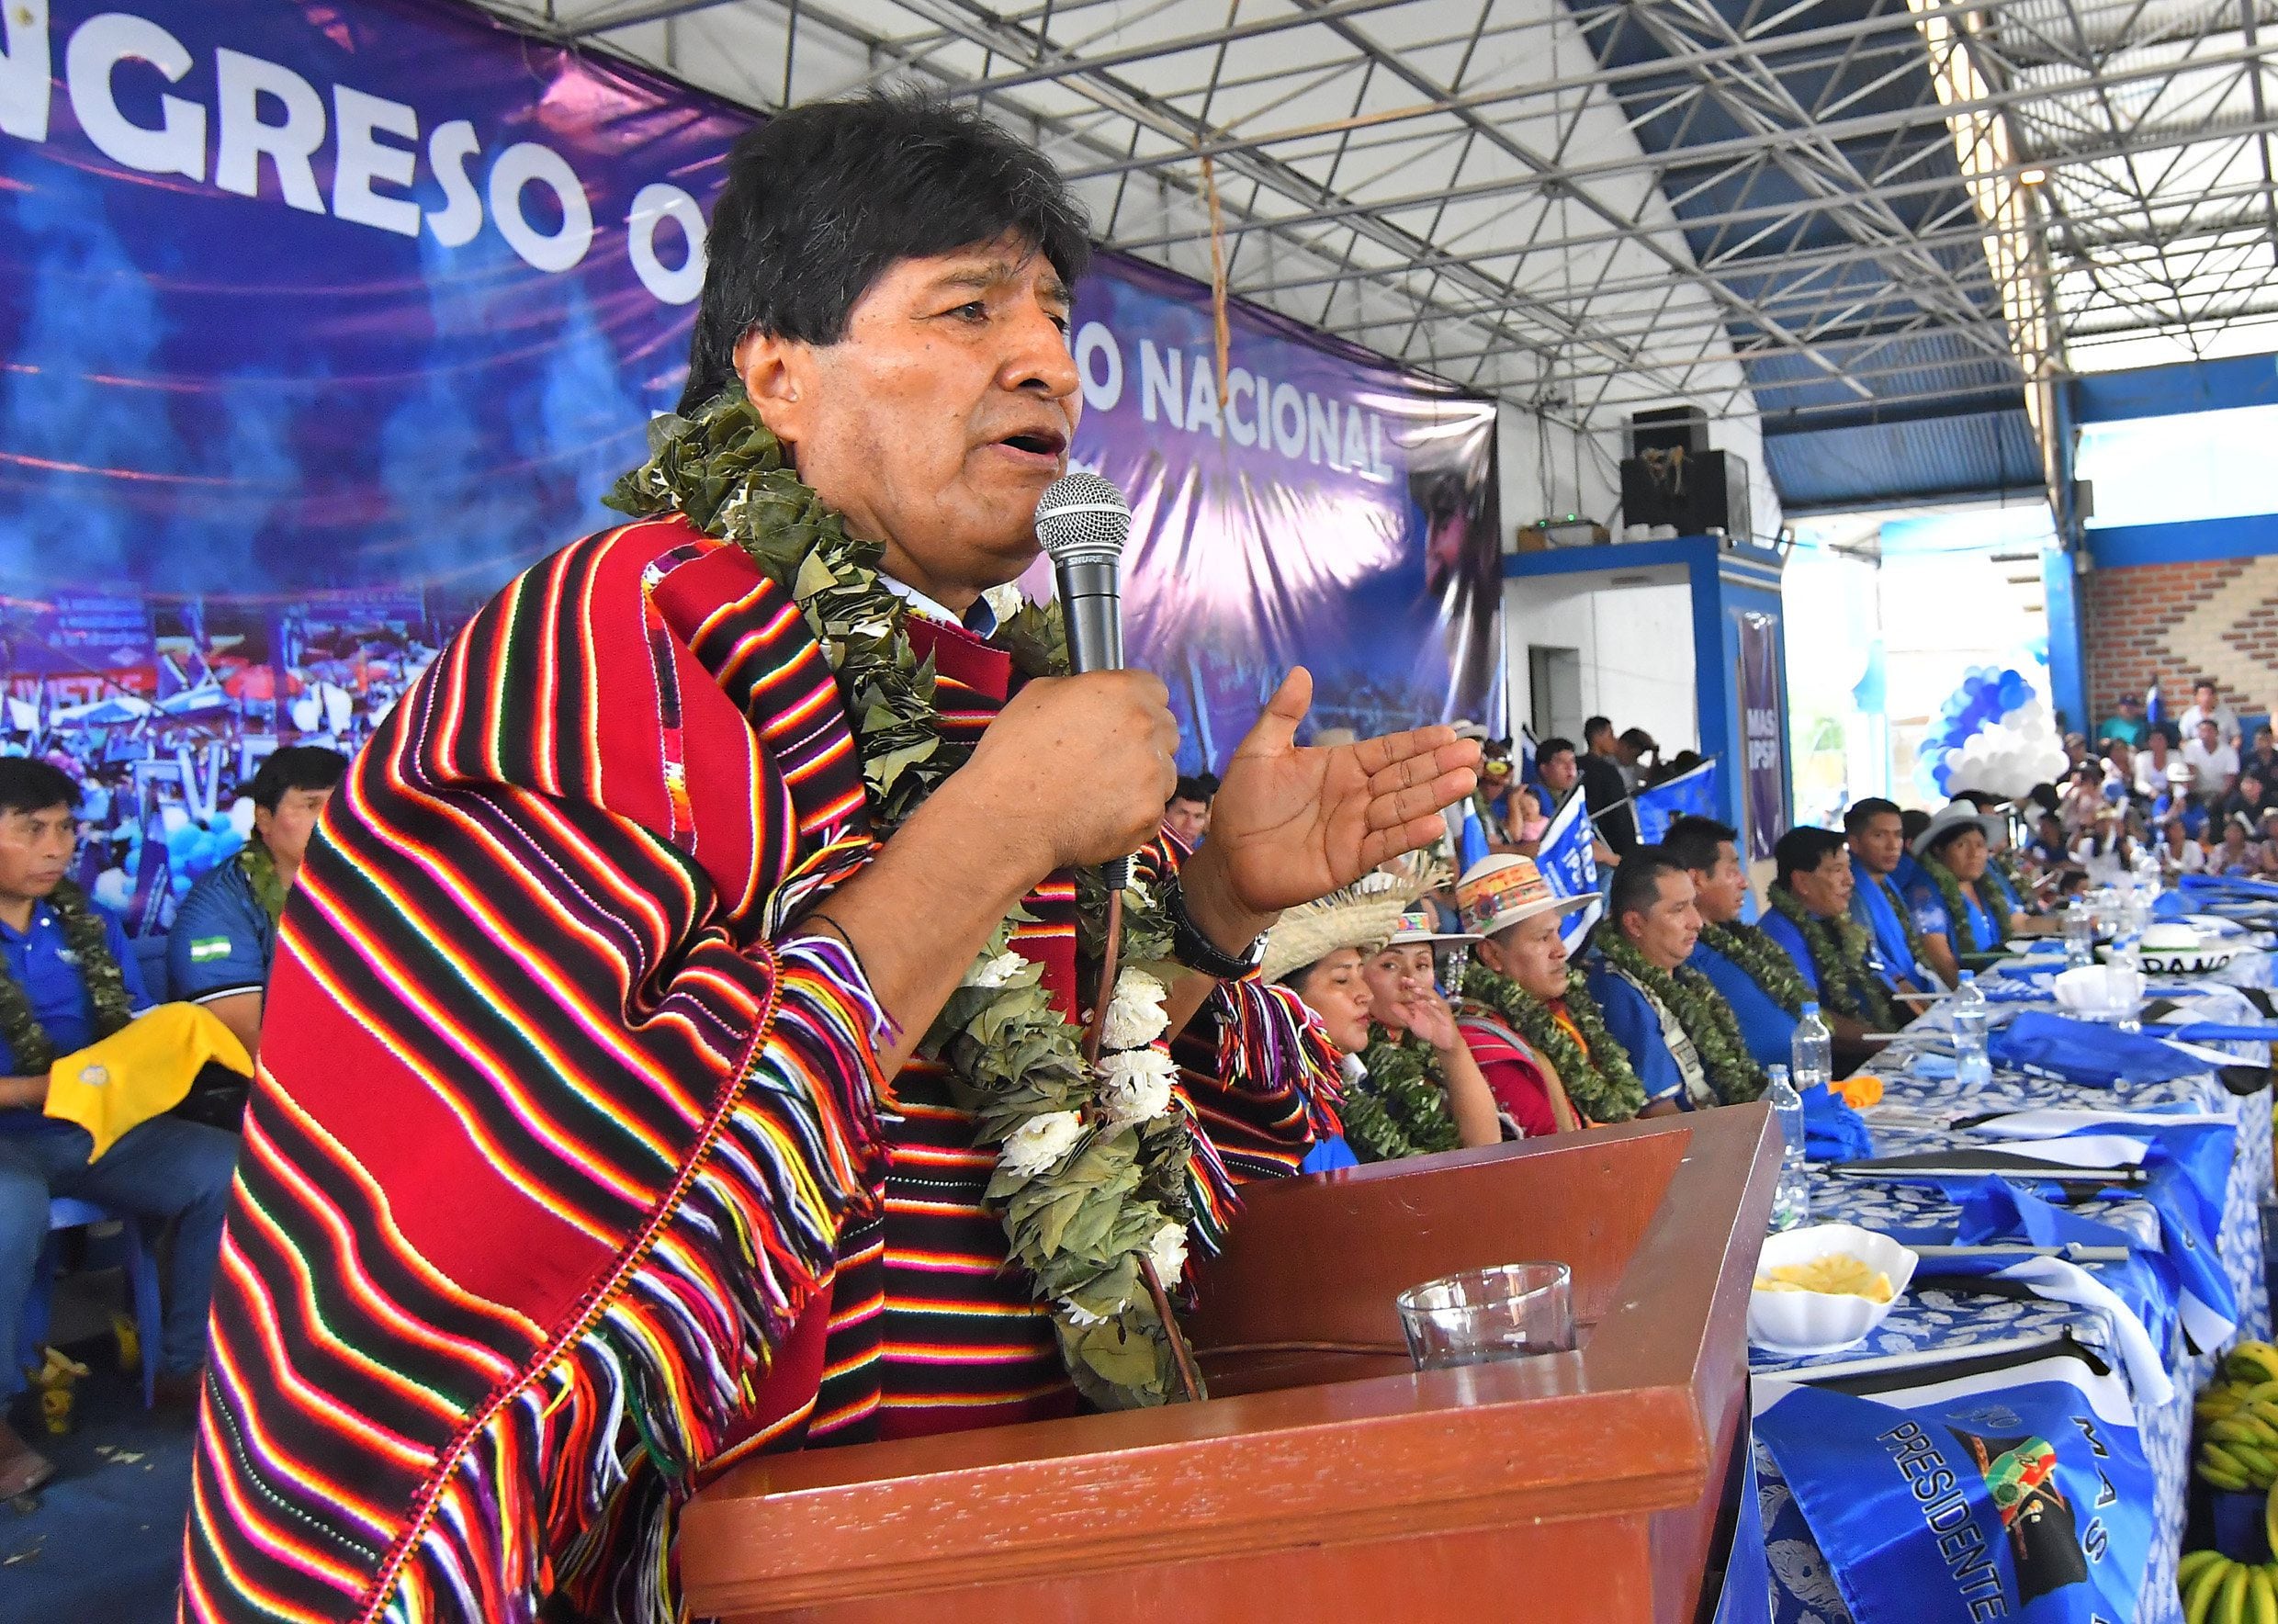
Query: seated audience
1161,772,1217,848
2179,678,2241,748
1665,816,1803,1070
1351,904,1501,1157
2100,739,2137,804
2157,814,2205,877
1905,802,2012,985
2062,731,2089,772
2025,809,2069,869
1844,797,1937,994
169,746,346,1059
2248,724,2278,786
2213,813,2267,877
2223,769,2272,830
2135,728,2177,798
1762,826,1897,1055
1584,847,1765,1114
0,760,242,1496
2070,808,2149,886
2058,763,2106,834
2098,691,2148,748
1451,855,1641,1131
2185,716,2241,798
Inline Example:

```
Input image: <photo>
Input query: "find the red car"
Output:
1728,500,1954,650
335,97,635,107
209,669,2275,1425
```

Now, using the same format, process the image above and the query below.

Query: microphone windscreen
1034,472,1130,566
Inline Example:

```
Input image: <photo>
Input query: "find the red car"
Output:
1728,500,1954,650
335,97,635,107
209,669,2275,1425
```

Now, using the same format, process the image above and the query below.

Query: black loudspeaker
1620,447,1753,541
1626,405,1710,459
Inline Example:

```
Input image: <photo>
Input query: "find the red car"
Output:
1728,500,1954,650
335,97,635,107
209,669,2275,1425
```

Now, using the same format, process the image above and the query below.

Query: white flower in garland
1060,1296,1128,1328
964,950,1032,989
981,581,1030,627
1100,967,1170,1052
1146,1220,1190,1287
1098,1046,1178,1124
1000,1109,1086,1177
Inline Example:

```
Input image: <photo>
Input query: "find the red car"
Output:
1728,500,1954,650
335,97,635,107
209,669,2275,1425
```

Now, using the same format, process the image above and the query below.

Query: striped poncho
181,515,1337,1622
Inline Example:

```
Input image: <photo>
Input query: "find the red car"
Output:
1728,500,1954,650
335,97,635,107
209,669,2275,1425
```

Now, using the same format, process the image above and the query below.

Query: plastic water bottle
1765,1064,1810,1230
1789,1003,1833,1097
1952,970,1992,1087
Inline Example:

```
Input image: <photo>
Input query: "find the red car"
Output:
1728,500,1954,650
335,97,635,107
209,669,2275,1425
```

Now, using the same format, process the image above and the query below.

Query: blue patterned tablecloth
1750,950,2274,1624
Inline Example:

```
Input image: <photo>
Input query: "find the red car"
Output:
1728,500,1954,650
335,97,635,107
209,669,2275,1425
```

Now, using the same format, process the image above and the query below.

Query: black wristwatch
1165,873,1269,981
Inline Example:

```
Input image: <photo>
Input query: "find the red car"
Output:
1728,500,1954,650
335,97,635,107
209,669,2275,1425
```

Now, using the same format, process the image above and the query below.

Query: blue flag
1534,789,1601,952
1458,803,1492,873
1633,759,1720,846
1754,1342,2153,1624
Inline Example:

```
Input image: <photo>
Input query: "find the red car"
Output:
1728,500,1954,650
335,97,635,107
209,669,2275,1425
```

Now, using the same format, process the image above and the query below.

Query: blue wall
2069,353,2278,570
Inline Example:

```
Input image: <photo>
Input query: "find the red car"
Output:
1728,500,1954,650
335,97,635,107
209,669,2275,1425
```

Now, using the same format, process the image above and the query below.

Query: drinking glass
1395,1263,1576,1370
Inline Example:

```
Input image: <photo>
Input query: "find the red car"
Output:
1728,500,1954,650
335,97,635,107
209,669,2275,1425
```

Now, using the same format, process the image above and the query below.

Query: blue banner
0,0,1501,932
1634,759,1720,846
1534,790,1601,952
1754,1344,2154,1624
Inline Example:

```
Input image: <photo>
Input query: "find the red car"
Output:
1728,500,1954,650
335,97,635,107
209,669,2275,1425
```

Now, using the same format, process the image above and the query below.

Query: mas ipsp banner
0,0,1499,929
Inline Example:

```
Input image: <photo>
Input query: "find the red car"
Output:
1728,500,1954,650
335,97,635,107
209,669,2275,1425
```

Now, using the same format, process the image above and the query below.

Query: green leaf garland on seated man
1590,926,1766,1105
1760,885,1895,1030
608,382,1200,1410
1458,958,1645,1124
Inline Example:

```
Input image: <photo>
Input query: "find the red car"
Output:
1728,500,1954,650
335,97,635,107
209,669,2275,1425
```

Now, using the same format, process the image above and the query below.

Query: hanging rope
1201,152,1232,406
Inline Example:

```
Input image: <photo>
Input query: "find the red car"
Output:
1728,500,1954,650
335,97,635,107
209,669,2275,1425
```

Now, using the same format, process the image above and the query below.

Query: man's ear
734,330,813,451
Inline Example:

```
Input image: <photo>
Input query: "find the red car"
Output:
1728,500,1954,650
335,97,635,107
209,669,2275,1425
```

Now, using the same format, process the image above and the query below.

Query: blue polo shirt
0,896,152,1130
1849,856,1927,990
1584,956,1691,1109
169,855,274,1005
1687,935,1798,1071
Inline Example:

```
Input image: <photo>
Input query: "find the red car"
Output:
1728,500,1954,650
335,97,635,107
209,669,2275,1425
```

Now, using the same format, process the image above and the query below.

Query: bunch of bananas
2198,1344,2278,1493
2180,1550,2278,1624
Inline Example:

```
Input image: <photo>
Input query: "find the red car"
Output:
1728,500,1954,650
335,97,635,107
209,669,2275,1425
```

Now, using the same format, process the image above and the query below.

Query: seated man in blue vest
1663,815,1799,1070
1761,825,1897,1063
1584,847,1765,1113
168,746,346,1061
0,760,242,1496
1844,796,1938,995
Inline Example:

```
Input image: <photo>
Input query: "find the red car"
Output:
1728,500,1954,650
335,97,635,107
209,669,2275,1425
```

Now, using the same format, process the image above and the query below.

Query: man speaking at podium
181,95,1478,1622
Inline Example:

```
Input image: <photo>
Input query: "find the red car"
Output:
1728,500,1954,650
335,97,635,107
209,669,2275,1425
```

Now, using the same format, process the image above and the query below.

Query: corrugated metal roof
1764,407,2042,510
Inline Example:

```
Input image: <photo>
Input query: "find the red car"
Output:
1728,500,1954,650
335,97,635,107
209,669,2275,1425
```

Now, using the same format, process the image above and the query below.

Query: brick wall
2081,554,2278,723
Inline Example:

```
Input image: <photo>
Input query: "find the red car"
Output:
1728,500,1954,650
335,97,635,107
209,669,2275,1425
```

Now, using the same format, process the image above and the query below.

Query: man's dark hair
2196,678,2218,695
248,747,348,813
1952,788,2003,812
1773,826,1849,887
1169,773,1218,806
2025,782,2061,814
1537,736,1575,761
1618,727,1656,751
0,758,78,819
1608,845,1685,933
1662,815,1735,876
1900,807,1932,843
682,93,1093,412
1842,795,1901,834
1583,716,1613,745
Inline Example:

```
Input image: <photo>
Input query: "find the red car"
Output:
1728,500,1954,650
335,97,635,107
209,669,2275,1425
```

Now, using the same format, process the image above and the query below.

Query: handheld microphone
1034,470,1133,890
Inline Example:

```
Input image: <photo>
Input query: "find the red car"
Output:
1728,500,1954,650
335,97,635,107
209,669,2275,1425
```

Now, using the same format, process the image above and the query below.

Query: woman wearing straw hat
1450,854,1645,1133
1259,874,1409,1174
1903,802,2013,986
1350,901,1504,1159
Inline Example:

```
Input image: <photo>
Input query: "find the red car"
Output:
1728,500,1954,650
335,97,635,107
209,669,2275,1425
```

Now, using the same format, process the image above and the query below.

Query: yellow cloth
44,1003,252,1160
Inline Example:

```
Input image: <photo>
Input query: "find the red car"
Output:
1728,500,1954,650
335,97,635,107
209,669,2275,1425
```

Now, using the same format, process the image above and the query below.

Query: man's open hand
1181,669,1479,956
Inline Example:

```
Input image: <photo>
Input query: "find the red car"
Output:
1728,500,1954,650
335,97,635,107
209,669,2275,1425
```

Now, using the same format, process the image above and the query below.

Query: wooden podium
682,1104,1779,1623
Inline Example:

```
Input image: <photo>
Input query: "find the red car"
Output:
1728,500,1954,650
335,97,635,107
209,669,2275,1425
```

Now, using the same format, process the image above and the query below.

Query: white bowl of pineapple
1749,1224,1918,1356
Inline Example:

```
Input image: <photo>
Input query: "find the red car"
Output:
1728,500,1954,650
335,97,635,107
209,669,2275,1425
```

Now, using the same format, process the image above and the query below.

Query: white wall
1496,400,1785,547
1503,567,1698,752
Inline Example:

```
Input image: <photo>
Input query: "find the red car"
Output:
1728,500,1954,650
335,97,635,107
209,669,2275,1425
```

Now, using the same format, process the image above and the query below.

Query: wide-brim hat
1456,853,1592,938
1385,900,1478,950
1263,875,1413,985
1910,801,2004,858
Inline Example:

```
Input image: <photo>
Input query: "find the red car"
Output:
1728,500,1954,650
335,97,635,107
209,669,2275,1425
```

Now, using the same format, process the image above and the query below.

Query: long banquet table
1749,944,2274,1624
